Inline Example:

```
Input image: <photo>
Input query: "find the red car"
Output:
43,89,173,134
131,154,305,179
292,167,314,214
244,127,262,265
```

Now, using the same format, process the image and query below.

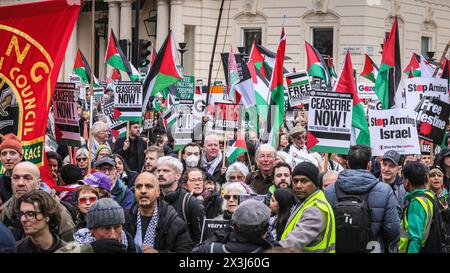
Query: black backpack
333,185,374,253
413,193,446,253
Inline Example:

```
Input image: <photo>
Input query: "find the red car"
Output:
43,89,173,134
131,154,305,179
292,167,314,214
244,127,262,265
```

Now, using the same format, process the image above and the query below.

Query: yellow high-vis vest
281,190,336,253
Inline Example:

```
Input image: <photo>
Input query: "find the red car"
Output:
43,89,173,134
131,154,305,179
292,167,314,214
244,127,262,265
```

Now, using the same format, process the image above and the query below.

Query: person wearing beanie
0,133,23,203
193,199,278,253
94,144,112,162
58,198,136,253
279,162,335,253
57,164,84,205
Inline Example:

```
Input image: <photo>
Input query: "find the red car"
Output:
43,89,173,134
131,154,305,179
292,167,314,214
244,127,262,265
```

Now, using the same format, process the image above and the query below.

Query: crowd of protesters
1,105,450,254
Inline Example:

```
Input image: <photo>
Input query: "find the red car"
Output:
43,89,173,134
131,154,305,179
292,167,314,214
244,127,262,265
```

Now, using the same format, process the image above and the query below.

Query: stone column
107,0,120,37
63,21,78,81
170,0,183,46
106,0,120,78
156,0,169,51
120,0,133,43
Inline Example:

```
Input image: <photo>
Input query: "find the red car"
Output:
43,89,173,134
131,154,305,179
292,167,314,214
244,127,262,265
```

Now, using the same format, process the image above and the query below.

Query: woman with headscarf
267,188,297,241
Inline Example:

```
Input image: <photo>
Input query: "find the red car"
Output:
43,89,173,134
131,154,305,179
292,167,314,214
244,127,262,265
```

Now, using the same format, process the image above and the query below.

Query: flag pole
87,0,95,174
206,0,225,108
432,40,450,77
222,134,228,168
323,153,329,174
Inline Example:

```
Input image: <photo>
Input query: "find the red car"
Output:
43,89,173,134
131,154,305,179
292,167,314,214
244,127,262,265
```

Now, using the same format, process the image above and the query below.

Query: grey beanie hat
232,199,271,227
87,198,125,229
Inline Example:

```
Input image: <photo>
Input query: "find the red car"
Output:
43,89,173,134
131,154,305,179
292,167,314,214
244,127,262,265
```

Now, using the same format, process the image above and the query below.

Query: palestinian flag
105,29,140,81
267,26,286,149
221,52,256,109
253,43,291,79
73,49,99,86
334,51,370,145
374,17,401,109
163,107,176,130
226,132,248,163
111,68,121,81
227,47,241,103
305,41,331,86
404,53,435,78
327,55,338,78
360,54,379,83
248,39,267,79
441,57,449,80
142,31,183,112
111,121,127,141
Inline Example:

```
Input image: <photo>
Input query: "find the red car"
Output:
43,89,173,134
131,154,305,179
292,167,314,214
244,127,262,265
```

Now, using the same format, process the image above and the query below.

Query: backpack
333,185,374,253
181,192,193,224
413,193,447,253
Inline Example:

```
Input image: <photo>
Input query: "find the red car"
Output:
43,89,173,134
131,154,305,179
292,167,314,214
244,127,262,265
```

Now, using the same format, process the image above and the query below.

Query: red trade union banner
0,0,80,189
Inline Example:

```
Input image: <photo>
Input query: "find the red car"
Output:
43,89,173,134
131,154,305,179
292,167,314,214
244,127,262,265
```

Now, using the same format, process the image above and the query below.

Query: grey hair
76,147,89,159
91,121,108,135
155,156,184,174
225,162,250,182
204,134,220,144
221,182,254,211
255,144,276,159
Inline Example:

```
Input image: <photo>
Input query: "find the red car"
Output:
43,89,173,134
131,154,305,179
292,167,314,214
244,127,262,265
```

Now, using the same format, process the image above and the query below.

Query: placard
52,82,81,147
286,71,311,107
368,108,420,155
307,91,353,155
414,97,450,145
405,78,449,110
200,219,231,243
113,81,143,121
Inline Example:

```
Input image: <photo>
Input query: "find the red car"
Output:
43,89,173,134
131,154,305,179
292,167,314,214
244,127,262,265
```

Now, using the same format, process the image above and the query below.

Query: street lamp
95,15,108,38
178,42,187,67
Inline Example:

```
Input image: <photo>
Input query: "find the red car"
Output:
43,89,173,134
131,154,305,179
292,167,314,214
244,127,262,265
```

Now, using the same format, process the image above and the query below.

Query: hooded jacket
124,198,193,253
324,169,400,253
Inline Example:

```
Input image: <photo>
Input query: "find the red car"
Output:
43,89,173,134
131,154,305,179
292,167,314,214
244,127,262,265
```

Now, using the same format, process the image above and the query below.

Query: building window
421,36,430,57
313,28,333,63
243,28,262,55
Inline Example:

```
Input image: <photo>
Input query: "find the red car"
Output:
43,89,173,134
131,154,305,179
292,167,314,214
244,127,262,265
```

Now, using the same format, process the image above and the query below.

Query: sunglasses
78,196,97,205
223,194,239,200
77,157,88,162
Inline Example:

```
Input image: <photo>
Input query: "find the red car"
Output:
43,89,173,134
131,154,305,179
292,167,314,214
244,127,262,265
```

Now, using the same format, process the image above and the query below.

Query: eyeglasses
188,178,203,183
229,175,245,181
97,166,116,174
78,196,97,205
18,211,43,221
77,157,87,162
224,194,239,200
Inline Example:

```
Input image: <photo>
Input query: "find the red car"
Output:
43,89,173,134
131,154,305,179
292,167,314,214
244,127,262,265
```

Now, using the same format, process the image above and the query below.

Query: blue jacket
324,169,400,253
111,177,135,210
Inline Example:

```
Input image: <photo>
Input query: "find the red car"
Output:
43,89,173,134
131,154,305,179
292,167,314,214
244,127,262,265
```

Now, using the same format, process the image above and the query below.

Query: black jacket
162,187,205,245
124,199,193,253
0,175,12,204
204,192,223,219
113,136,148,173
192,227,277,253
16,234,66,253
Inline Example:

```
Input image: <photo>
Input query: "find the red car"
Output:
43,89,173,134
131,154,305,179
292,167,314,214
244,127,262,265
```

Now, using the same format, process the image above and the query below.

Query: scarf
134,204,159,248
201,151,223,176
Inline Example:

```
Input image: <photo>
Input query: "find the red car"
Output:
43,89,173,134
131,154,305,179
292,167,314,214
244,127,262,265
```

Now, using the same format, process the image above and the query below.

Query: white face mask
185,155,200,167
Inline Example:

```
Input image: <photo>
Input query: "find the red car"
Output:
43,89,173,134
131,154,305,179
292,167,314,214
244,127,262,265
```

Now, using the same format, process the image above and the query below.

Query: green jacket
401,189,432,253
